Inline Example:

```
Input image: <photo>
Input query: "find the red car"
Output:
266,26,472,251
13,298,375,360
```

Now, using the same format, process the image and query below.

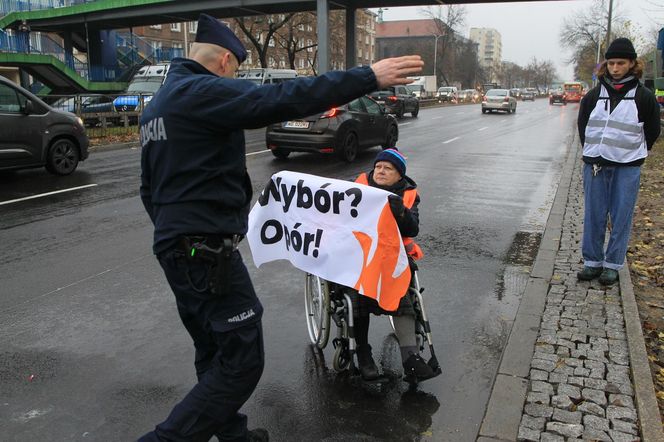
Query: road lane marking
399,122,413,126
442,136,460,144
246,150,271,157
0,184,98,206
478,126,489,131
431,116,445,119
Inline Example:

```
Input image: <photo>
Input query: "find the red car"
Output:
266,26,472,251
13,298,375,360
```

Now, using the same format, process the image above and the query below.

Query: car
481,88,518,114
461,89,480,103
51,94,117,127
0,75,88,175
510,88,522,100
521,89,536,101
265,95,398,163
368,85,419,118
237,68,298,85
549,89,567,105
436,86,458,103
113,63,170,123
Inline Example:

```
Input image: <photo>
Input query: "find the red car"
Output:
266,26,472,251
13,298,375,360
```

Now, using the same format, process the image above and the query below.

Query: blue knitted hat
375,148,406,176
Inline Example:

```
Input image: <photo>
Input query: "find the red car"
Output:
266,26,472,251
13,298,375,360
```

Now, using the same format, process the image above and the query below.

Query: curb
478,130,578,441
619,267,664,442
89,141,139,153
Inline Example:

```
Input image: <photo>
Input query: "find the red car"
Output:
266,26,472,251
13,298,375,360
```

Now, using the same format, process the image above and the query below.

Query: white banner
247,171,411,311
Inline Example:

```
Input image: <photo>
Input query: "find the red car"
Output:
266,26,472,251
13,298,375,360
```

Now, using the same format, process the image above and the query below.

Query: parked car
549,89,567,105
521,89,536,101
368,85,419,118
437,86,458,103
237,68,298,85
481,88,518,114
265,96,398,163
0,76,88,175
113,63,170,123
51,94,117,127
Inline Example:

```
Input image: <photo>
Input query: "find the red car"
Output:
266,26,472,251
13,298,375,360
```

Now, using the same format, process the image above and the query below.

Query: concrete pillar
345,8,356,69
316,0,329,74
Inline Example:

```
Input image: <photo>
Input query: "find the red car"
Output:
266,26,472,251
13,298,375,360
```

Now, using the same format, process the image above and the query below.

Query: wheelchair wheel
333,339,351,372
304,273,331,349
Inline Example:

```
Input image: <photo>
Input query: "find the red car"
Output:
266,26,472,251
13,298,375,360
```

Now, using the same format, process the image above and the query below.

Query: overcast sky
372,0,664,80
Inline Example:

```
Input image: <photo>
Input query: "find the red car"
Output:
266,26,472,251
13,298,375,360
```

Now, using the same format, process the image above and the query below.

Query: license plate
284,121,309,129
376,101,385,105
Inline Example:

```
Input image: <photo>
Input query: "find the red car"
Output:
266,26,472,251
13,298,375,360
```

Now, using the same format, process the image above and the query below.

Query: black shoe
403,353,437,383
577,266,603,281
356,345,380,380
598,268,619,285
248,428,269,442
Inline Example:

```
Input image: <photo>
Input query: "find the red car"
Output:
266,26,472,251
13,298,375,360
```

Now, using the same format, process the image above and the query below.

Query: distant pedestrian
577,37,660,285
137,13,423,442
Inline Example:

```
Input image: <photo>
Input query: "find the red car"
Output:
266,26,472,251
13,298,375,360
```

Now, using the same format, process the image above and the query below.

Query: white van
237,68,298,85
113,63,170,113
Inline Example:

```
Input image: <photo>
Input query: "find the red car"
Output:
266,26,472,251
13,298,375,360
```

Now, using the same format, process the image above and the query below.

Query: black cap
195,14,247,64
605,37,637,60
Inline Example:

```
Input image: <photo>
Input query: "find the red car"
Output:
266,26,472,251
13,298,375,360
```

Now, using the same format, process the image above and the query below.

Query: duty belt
176,234,241,295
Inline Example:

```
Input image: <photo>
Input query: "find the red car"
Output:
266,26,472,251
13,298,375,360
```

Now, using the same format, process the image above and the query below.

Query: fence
0,0,93,14
46,92,154,138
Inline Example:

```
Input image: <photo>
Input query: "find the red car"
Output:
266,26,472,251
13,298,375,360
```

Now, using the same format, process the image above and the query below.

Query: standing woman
577,37,660,285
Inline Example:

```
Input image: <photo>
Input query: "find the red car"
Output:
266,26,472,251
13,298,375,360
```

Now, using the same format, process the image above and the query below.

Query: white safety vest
583,85,648,163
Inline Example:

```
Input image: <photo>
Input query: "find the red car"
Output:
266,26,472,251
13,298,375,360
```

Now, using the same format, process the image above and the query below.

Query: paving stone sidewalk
478,133,663,442
516,153,642,442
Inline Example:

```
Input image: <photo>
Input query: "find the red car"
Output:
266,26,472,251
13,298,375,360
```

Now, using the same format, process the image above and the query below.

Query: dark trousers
139,249,265,442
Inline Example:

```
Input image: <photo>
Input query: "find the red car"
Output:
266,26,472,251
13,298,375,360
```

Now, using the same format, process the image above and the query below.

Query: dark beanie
374,148,407,177
195,14,247,64
605,37,637,60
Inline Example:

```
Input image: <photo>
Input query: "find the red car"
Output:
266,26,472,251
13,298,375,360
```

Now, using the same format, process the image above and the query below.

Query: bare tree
273,12,318,70
420,5,467,86
559,0,629,82
234,14,294,68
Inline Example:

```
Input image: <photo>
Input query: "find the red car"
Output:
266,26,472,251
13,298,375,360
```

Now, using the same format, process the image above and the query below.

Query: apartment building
469,27,502,82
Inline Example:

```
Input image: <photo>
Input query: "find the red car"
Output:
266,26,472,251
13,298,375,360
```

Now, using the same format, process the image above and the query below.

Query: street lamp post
432,34,442,80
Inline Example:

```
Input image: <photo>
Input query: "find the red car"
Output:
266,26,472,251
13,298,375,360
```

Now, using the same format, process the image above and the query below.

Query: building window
189,21,197,34
306,39,313,52
307,24,313,32
298,24,305,31
246,51,253,65
365,35,369,44
171,23,181,32
256,32,263,44
150,24,162,30
358,48,362,58
269,56,275,67
299,58,305,69
268,37,275,47
279,56,286,68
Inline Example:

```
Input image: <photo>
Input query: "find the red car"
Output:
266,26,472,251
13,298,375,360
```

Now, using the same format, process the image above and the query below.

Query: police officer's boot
356,344,380,380
248,428,269,441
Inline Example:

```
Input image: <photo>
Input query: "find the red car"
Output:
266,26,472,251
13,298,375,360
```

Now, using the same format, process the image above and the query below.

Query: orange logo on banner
353,203,411,311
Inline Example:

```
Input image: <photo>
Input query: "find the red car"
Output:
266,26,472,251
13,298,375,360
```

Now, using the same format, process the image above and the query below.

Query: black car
368,85,419,118
549,89,567,105
0,76,89,175
521,89,536,101
265,96,398,163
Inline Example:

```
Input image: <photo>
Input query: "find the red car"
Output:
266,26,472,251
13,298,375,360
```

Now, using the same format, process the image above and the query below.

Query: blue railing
0,0,94,15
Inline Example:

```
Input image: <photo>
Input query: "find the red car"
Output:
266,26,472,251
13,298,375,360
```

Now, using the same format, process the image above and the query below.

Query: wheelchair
304,260,441,384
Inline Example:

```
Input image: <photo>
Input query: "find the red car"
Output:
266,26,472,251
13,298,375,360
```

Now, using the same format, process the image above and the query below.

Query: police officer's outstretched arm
211,56,424,130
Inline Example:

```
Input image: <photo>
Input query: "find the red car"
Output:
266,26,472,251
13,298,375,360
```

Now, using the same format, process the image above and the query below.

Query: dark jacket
140,58,378,254
578,75,660,167
366,171,419,237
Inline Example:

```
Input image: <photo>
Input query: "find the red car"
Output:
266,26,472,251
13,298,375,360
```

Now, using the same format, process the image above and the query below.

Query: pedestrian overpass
0,0,554,94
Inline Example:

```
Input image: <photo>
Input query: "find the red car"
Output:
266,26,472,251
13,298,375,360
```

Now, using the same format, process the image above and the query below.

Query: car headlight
76,117,84,126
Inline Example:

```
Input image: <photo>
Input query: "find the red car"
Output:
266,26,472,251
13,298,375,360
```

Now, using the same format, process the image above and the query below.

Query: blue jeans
582,163,641,270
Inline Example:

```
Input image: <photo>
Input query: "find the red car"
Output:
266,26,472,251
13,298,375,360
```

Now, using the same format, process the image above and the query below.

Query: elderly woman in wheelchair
305,149,441,384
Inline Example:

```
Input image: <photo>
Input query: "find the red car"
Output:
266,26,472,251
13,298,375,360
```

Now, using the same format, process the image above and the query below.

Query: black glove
388,194,405,219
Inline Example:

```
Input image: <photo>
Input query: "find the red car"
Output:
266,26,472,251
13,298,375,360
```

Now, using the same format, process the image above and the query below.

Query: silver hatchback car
481,88,517,114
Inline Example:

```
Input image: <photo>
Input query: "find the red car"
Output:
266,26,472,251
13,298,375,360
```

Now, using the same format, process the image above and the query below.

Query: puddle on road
504,231,542,266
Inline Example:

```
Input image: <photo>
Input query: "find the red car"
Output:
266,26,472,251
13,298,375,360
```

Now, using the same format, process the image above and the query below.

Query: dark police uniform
138,38,381,442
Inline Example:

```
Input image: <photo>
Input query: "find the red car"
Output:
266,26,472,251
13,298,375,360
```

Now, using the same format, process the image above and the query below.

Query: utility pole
605,0,613,51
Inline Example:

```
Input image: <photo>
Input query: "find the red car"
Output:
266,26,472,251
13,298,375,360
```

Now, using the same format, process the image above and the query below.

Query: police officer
138,13,423,442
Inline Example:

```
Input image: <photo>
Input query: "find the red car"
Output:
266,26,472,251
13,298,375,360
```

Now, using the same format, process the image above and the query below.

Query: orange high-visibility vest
356,173,424,260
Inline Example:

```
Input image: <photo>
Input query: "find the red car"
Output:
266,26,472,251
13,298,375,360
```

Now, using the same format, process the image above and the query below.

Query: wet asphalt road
0,99,578,441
